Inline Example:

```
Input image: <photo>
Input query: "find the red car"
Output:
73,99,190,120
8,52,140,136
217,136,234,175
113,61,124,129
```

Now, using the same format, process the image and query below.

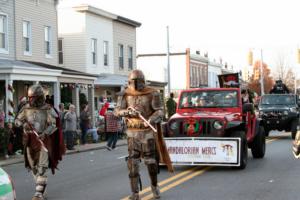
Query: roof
73,4,141,27
24,61,98,78
95,73,128,86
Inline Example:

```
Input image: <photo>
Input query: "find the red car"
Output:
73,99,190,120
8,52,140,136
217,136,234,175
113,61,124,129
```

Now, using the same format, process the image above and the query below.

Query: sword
24,120,48,153
127,106,157,133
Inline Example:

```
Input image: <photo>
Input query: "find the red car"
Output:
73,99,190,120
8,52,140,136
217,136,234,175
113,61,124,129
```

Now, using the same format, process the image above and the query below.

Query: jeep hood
171,111,240,120
259,105,292,111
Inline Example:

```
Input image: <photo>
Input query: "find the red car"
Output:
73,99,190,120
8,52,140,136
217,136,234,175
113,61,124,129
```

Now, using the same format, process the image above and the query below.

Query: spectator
7,122,15,155
0,111,5,128
59,103,66,142
241,89,249,104
105,108,119,150
18,96,27,112
0,124,9,159
99,101,109,116
166,93,177,118
64,104,77,150
80,104,90,145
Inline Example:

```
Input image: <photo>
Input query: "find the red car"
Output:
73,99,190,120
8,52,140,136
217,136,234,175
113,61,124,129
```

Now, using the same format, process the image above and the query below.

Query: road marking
117,155,128,160
121,166,199,200
141,166,212,200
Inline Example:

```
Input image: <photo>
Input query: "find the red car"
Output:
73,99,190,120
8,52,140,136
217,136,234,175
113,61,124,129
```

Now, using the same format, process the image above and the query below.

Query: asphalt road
4,131,300,200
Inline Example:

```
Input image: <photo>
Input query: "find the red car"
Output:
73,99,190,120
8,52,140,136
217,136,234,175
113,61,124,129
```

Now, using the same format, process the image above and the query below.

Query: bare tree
272,49,297,93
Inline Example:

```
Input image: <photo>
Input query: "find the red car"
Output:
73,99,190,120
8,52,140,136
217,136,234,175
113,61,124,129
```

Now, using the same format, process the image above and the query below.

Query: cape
48,107,66,174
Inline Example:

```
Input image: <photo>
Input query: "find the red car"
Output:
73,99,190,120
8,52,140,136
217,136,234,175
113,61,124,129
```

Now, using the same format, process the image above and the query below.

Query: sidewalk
0,139,127,167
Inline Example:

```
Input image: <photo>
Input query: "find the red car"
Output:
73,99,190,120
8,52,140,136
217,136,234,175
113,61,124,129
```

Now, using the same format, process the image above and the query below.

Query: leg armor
33,148,49,200
127,137,141,199
143,138,160,199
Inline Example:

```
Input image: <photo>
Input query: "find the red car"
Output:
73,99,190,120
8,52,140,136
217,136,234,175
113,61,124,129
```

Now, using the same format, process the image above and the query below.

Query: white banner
165,137,241,166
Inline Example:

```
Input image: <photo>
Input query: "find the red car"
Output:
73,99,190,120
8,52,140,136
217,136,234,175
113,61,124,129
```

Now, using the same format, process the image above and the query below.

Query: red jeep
165,88,265,169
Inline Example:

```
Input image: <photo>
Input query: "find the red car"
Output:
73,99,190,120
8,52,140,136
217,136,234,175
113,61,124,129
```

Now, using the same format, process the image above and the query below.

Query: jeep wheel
291,119,298,139
251,126,266,158
231,131,248,169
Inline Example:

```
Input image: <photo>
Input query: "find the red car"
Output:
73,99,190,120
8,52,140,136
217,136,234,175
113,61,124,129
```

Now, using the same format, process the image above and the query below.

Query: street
3,131,300,200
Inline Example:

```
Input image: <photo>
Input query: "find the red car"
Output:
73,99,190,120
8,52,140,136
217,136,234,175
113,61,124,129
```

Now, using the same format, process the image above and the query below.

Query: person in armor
15,84,65,200
114,70,164,200
269,80,290,94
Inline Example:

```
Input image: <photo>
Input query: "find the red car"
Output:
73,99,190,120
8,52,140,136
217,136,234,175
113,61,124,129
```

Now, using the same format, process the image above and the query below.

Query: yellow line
120,166,199,200
141,166,212,200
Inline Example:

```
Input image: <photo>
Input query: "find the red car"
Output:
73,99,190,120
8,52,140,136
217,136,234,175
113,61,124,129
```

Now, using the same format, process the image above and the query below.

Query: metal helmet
128,69,145,91
28,84,46,107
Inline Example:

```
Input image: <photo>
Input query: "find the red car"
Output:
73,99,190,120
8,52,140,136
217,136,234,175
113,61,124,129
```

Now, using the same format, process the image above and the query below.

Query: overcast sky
60,0,300,75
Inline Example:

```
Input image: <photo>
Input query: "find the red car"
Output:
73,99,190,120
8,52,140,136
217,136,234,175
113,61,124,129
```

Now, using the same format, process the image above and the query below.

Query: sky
60,0,300,76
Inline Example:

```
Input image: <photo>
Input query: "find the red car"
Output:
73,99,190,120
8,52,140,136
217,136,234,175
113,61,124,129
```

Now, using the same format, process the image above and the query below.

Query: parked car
258,94,300,139
0,167,16,200
164,87,266,169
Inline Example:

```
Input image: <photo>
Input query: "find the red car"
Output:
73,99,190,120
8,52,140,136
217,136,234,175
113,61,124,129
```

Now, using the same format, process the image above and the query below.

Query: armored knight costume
114,70,164,200
15,84,65,200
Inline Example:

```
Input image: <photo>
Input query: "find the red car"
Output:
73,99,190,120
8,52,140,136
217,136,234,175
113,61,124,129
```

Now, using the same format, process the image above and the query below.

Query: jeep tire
251,126,266,158
231,131,248,169
291,119,299,139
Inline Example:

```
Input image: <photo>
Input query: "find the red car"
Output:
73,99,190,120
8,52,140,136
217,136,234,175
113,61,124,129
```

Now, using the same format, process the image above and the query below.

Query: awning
95,73,128,87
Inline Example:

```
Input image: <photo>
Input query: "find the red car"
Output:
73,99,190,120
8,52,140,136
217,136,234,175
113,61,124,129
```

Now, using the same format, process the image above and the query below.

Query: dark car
258,94,300,138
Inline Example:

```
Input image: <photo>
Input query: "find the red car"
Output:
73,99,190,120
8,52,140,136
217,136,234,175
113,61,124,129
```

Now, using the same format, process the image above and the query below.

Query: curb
0,141,127,167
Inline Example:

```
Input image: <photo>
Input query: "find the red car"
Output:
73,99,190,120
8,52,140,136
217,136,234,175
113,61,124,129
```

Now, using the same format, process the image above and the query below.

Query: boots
129,193,140,200
151,185,160,199
32,195,44,200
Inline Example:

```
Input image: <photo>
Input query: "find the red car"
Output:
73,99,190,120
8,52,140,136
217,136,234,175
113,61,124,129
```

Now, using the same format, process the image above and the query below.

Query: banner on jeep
165,137,241,166
218,73,239,88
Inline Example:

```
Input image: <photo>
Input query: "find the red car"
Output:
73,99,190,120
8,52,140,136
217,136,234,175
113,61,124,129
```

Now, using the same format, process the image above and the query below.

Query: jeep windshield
179,90,238,108
260,95,295,105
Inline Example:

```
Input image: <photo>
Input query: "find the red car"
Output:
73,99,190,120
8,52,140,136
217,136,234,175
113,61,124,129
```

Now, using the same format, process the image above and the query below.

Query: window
128,46,133,70
103,41,108,66
0,14,7,51
118,44,124,69
58,39,63,64
44,26,51,55
91,39,97,64
23,21,31,54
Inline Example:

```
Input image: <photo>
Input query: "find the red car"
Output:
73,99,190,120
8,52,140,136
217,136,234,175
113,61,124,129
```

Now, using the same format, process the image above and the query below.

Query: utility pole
260,49,265,95
167,26,171,96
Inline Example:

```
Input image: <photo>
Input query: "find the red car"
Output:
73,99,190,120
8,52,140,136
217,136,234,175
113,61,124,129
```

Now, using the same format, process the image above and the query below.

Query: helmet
28,84,46,107
128,70,145,91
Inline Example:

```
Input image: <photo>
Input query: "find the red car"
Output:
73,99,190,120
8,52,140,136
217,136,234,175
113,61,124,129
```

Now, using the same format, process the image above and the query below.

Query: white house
57,4,141,110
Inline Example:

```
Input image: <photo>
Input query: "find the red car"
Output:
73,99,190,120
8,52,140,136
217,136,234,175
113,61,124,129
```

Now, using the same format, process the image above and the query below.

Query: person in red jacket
99,102,109,116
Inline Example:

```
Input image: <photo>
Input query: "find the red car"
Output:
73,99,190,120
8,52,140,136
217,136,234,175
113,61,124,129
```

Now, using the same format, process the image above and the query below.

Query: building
208,60,222,88
57,4,141,111
0,0,96,123
137,49,211,95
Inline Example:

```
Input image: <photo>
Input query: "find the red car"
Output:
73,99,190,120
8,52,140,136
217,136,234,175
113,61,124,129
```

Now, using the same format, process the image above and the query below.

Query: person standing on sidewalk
105,108,119,150
115,70,164,200
64,104,77,150
80,104,90,145
15,84,65,200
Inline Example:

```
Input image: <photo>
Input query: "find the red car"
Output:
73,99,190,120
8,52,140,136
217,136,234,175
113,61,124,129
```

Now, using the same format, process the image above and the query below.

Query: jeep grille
168,118,215,137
